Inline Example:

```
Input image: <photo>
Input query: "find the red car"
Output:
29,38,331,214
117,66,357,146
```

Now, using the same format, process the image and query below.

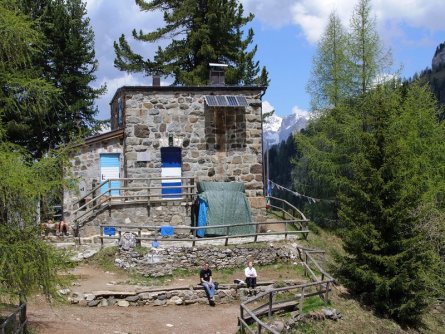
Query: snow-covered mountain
263,114,282,147
263,108,311,148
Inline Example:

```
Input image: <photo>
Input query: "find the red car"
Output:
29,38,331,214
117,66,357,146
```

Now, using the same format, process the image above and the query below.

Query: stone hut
63,77,267,236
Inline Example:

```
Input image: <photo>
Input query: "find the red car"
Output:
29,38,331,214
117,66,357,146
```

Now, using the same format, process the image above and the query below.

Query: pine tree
337,83,444,325
2,0,104,157
114,0,268,86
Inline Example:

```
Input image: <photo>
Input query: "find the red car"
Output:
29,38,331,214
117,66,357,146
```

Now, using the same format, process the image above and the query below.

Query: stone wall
63,134,123,224
75,203,192,237
117,87,266,221
68,281,303,308
116,244,299,277
65,86,267,234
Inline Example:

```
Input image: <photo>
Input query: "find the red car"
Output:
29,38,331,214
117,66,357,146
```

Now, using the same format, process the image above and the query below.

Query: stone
138,293,151,300
157,293,167,300
268,320,285,333
170,215,182,225
134,124,150,138
168,296,183,305
153,299,167,306
117,300,130,307
99,299,109,307
88,300,101,307
126,295,140,302
58,288,71,295
84,294,95,301
79,299,88,307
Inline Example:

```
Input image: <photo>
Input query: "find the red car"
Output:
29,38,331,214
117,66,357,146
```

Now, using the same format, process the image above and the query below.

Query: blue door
161,148,182,199
100,154,121,196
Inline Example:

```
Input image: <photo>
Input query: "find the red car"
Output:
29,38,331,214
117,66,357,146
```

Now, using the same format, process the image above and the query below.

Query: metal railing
0,303,27,334
71,177,196,234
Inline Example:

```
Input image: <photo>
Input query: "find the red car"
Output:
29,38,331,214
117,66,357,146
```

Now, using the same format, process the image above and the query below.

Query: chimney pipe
209,63,228,86
152,75,161,87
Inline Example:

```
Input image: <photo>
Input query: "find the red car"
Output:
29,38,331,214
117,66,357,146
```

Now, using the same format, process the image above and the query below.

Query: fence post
100,226,104,248
239,306,244,334
190,178,195,203
225,226,229,246
137,228,142,247
268,291,273,317
325,281,330,304
19,302,27,333
192,227,196,247
299,287,305,313
257,323,262,334
284,221,288,240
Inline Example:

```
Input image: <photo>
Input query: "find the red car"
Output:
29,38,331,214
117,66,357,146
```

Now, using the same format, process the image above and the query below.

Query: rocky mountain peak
263,108,311,148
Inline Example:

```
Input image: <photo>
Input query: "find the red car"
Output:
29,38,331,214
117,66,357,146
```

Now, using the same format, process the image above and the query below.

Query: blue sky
85,0,445,120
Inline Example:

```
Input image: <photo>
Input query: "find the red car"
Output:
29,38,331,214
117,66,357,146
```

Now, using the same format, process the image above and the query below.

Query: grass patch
303,296,328,313
87,246,119,272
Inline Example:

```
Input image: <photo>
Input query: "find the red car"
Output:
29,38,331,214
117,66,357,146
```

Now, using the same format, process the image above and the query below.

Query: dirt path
27,238,300,334
28,297,239,334
27,265,243,334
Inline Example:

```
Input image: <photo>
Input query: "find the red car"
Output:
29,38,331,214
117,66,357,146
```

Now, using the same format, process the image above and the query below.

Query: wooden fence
71,177,196,235
238,247,334,334
0,303,27,334
98,217,310,248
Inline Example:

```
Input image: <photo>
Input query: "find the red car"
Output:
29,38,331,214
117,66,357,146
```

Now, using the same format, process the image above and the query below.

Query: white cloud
240,0,296,28
242,0,445,44
262,100,275,114
95,73,147,119
85,0,103,14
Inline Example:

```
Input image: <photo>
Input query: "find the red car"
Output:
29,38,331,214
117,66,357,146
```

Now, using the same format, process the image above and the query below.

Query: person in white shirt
244,261,257,290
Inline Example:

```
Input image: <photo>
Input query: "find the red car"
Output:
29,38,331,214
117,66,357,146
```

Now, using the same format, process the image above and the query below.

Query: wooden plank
243,300,298,323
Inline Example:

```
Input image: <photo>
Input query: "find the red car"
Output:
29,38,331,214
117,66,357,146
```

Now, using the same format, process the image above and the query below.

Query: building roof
110,85,266,105
77,128,124,147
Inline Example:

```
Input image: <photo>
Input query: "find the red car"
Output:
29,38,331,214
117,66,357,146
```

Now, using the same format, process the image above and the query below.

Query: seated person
57,220,69,236
244,261,258,291
199,262,216,305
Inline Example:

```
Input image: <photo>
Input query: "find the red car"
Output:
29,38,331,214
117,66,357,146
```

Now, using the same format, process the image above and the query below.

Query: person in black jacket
200,262,216,306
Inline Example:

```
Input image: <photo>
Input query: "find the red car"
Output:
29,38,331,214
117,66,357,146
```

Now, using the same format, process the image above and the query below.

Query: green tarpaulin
198,181,254,236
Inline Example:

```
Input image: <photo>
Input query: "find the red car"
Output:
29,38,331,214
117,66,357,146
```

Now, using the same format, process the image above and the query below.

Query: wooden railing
0,303,27,334
98,218,310,248
71,177,196,235
238,246,334,334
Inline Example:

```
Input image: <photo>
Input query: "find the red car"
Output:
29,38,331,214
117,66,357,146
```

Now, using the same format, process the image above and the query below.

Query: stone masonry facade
64,85,267,235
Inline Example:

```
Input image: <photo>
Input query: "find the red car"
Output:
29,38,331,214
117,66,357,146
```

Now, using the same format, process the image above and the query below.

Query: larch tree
114,0,268,86
349,0,392,96
0,0,71,306
296,0,444,325
307,12,350,112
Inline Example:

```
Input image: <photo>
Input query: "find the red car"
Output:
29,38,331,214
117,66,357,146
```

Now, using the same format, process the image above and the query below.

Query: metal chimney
209,63,228,86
